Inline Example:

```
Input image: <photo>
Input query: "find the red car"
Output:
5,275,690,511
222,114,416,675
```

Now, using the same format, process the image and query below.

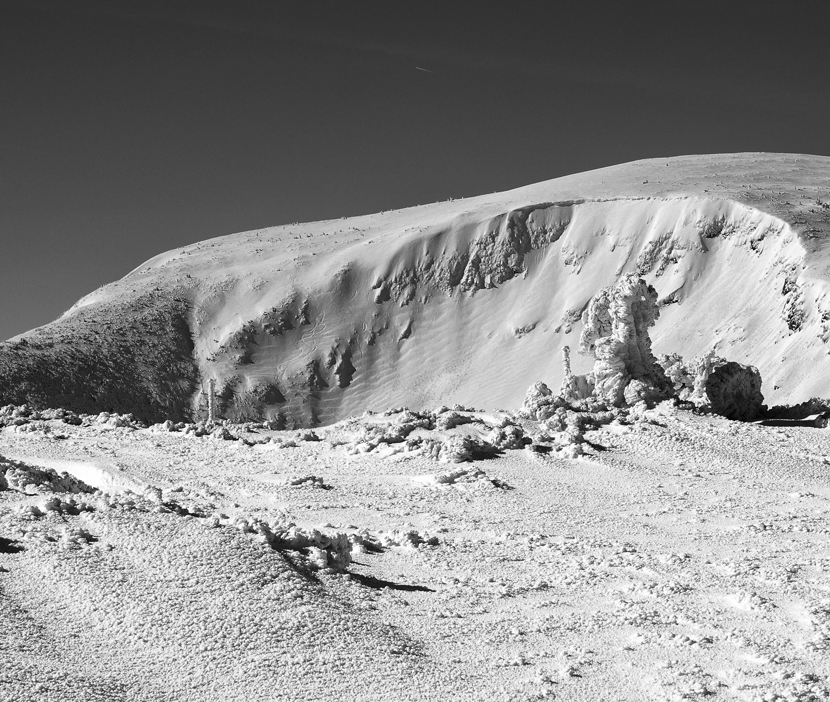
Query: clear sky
2,0,829,340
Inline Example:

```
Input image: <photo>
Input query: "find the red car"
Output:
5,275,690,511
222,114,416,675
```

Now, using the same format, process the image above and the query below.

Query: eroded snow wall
190,197,809,425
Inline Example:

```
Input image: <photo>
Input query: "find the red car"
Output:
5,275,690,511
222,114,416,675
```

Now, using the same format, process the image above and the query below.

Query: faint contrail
415,66,435,73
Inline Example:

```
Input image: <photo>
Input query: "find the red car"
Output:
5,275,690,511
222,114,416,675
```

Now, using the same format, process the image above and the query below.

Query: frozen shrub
62,412,82,426
60,526,95,549
224,515,352,570
376,529,438,549
438,436,474,463
438,435,498,463
38,495,95,515
210,425,236,441
286,475,332,489
271,524,352,570
433,466,487,484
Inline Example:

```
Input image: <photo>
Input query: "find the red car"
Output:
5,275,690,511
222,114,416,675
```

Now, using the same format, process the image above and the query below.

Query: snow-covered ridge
3,154,830,424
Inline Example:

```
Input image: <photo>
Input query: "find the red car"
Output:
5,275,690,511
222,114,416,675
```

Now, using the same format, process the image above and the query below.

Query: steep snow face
4,154,830,425
186,197,813,425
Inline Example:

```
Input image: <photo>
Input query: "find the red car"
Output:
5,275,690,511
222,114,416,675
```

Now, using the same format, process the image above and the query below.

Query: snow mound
0,455,95,494
326,407,524,461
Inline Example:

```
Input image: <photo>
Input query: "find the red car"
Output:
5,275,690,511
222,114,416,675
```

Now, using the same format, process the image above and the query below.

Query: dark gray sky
2,0,829,340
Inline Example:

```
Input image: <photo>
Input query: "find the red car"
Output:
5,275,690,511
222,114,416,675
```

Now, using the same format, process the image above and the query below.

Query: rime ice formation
523,277,764,422
577,274,672,407
1,154,829,424
519,381,558,420
559,346,592,402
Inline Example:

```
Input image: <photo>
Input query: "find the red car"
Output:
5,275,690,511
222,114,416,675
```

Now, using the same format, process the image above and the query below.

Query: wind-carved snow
190,197,811,427
1,154,829,425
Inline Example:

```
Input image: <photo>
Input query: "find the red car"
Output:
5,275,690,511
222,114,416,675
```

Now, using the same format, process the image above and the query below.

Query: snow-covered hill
3,153,830,424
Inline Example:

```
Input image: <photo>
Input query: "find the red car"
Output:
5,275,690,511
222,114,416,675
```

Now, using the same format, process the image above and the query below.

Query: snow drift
2,153,829,425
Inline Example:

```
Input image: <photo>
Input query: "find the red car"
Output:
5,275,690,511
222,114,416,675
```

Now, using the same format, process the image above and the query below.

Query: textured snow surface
2,153,830,424
3,407,830,700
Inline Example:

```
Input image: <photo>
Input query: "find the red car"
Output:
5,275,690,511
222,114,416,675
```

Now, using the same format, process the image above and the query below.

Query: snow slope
2,153,830,424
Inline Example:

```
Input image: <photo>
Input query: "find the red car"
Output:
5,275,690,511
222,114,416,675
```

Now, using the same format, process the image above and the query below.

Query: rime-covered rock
578,274,672,407
690,353,764,420
519,381,565,419
661,350,765,420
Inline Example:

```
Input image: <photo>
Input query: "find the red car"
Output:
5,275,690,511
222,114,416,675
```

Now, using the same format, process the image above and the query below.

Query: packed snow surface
3,404,830,700
2,153,830,425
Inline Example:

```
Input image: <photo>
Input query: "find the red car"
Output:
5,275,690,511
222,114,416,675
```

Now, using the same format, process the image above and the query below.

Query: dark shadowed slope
0,292,197,423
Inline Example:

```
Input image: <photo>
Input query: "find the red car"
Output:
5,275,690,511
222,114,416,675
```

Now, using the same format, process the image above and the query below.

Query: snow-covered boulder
661,350,764,420
693,356,764,420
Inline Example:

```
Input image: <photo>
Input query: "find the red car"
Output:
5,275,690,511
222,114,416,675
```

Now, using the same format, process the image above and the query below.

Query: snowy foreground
2,405,830,701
